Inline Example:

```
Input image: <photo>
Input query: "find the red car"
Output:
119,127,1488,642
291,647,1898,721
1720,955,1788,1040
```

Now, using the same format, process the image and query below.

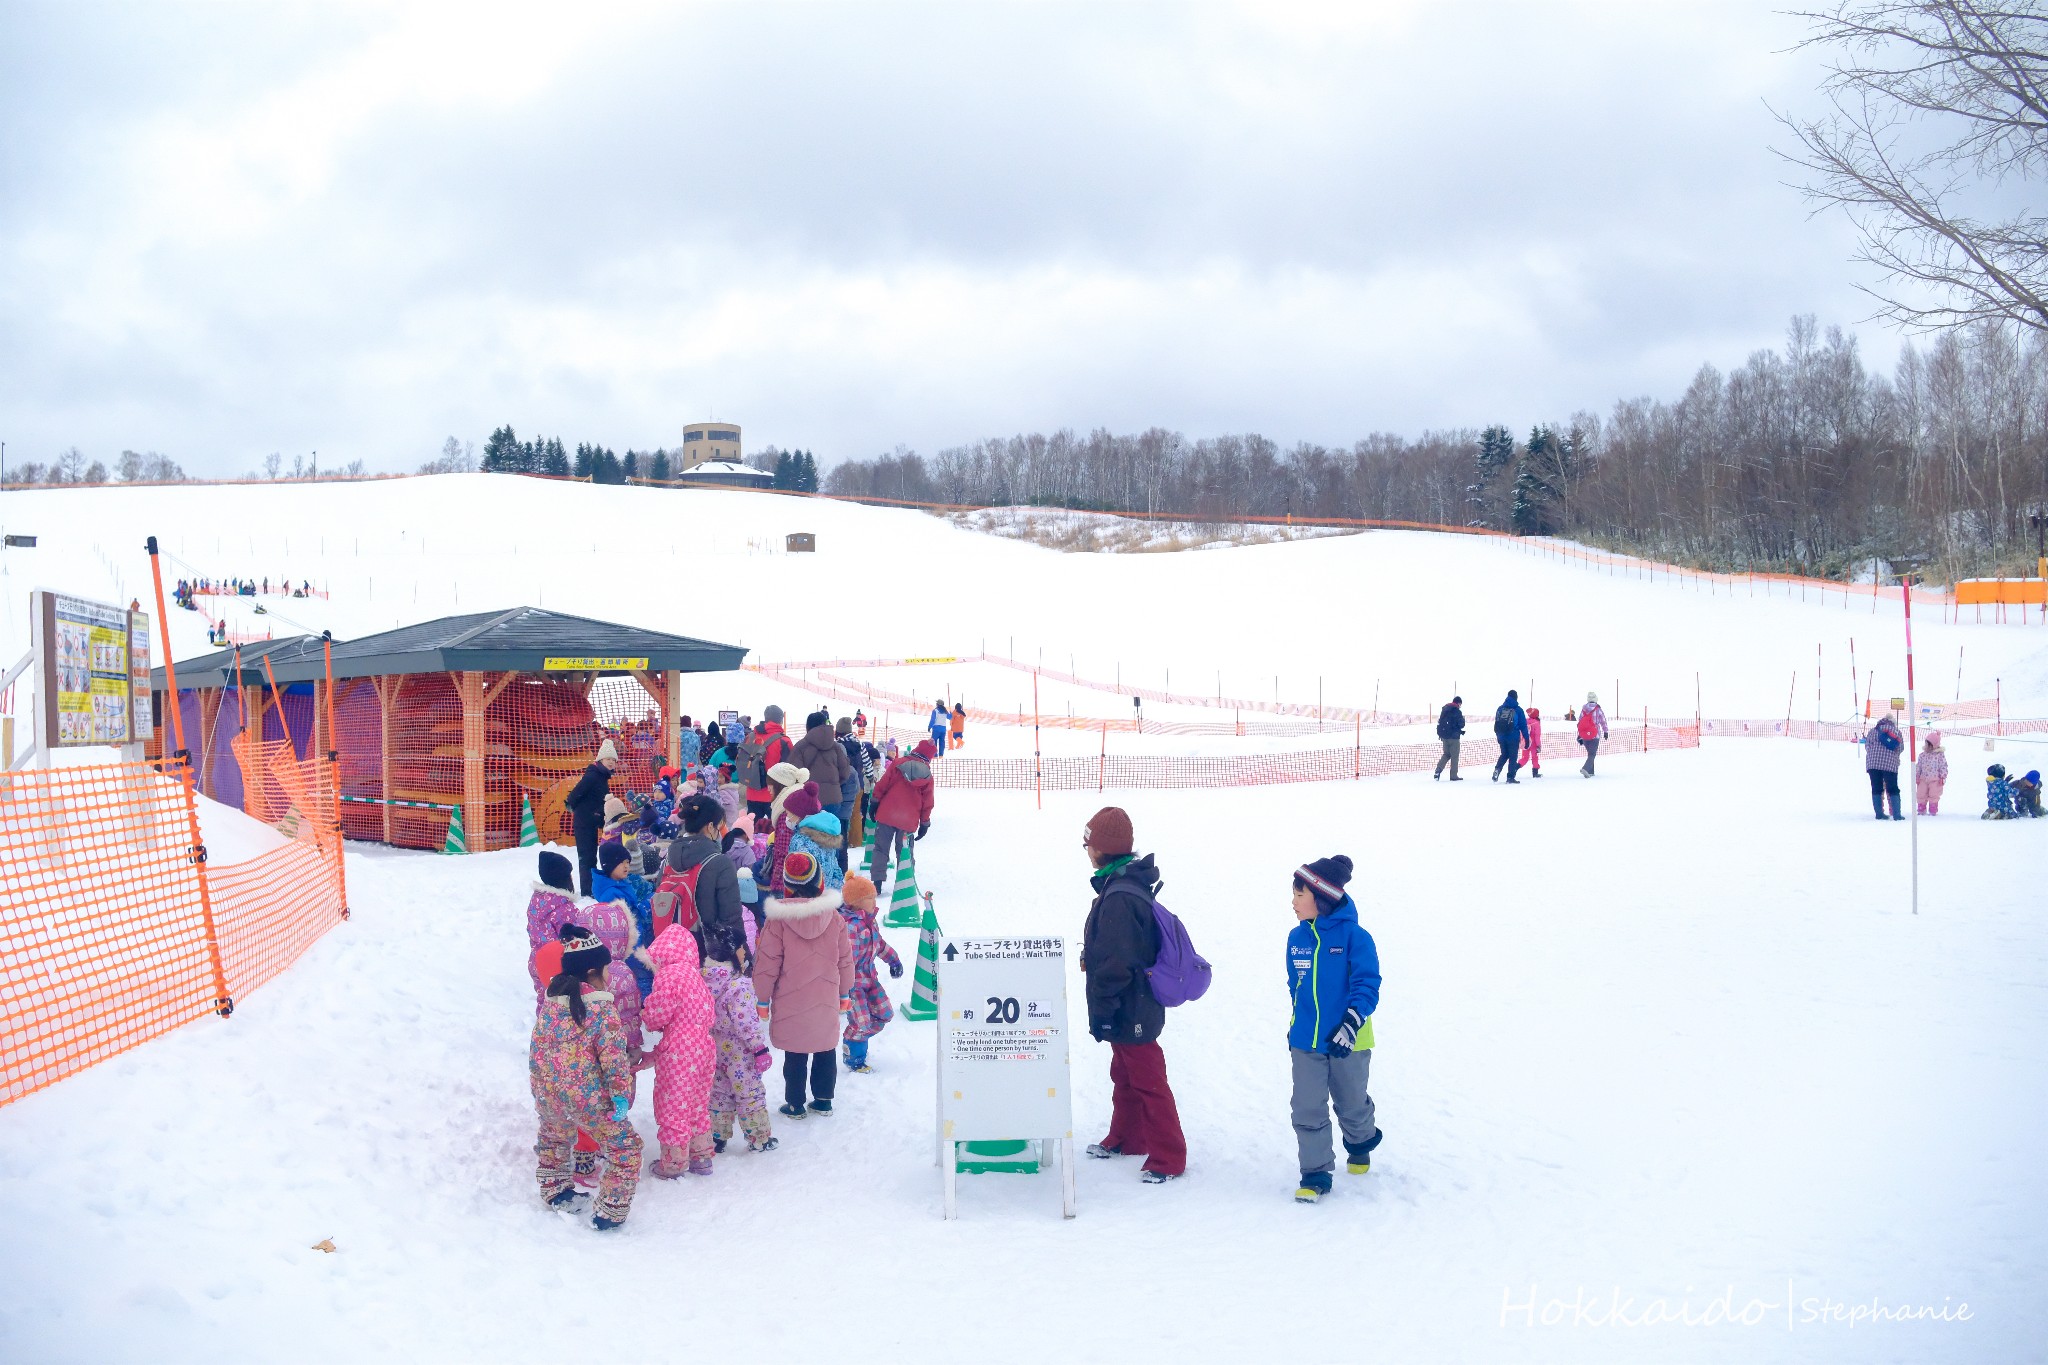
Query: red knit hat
1083,806,1134,858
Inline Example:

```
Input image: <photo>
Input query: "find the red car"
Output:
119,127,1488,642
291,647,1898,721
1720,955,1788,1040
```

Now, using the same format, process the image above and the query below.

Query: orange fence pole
145,536,188,777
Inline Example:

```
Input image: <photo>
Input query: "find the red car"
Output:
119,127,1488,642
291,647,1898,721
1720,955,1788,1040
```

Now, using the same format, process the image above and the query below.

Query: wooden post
667,670,683,771
375,676,399,845
459,671,487,852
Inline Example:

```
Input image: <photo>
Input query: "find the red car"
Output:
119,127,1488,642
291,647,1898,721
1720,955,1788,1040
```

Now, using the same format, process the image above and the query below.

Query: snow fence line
0,750,348,1109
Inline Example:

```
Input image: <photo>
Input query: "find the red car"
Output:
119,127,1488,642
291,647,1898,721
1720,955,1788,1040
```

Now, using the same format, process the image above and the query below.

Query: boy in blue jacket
1287,855,1382,1203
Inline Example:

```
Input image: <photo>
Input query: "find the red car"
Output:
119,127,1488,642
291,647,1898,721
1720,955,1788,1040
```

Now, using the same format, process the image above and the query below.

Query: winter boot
1140,1170,1179,1184
591,1214,625,1232
748,1136,780,1153
1929,800,1939,815
1295,1171,1333,1203
1086,1143,1126,1159
688,1152,715,1177
777,1102,807,1119
649,1143,690,1180
712,1134,728,1154
807,1098,834,1116
1345,1127,1383,1175
546,1187,589,1213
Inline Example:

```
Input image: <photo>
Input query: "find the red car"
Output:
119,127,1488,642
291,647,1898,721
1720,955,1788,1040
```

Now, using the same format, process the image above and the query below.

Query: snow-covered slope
1,476,2043,1363
4,474,2044,722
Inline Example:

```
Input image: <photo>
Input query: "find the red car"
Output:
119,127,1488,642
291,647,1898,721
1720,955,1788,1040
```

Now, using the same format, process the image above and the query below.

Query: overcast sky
1,1,1883,477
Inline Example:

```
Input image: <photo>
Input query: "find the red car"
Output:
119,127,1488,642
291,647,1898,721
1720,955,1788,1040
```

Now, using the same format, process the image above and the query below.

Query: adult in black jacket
665,794,744,956
1433,696,1465,781
1080,806,1186,1182
564,738,618,895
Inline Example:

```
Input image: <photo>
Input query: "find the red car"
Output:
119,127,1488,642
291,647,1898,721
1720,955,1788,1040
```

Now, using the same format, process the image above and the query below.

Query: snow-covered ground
2,478,2046,1363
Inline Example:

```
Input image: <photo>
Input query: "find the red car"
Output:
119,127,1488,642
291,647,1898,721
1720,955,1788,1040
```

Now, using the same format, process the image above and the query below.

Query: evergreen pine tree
623,450,640,481
774,451,795,490
573,443,593,479
542,438,570,477
650,450,671,482
796,450,818,492
598,448,622,484
1472,425,1517,528
482,425,519,473
1512,425,1569,536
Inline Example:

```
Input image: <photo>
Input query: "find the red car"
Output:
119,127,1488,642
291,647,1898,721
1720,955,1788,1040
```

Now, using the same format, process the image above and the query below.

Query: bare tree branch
1775,0,2048,331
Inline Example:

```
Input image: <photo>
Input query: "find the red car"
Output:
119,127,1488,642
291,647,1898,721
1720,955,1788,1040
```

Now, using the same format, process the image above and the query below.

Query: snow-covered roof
680,460,772,481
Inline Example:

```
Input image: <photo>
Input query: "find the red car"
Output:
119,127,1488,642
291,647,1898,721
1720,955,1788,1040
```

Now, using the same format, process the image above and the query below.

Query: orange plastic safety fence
1,744,349,1108
921,721,1702,791
0,760,223,1105
327,670,671,852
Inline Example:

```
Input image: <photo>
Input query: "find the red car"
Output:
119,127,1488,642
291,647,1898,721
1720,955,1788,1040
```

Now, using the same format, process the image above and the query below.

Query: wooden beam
666,670,683,771
460,671,488,853
375,676,399,845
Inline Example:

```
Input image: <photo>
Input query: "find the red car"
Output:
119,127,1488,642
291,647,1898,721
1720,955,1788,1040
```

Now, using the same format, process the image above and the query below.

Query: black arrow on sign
942,943,958,961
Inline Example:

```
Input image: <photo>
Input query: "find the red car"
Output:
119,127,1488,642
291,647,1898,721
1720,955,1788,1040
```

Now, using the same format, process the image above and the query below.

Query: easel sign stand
936,935,1076,1220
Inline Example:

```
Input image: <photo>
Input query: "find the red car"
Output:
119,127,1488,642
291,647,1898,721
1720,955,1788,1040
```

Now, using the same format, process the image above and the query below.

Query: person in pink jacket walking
642,925,718,1178
755,851,854,1118
1916,731,1949,815
704,934,777,1153
1523,707,1544,778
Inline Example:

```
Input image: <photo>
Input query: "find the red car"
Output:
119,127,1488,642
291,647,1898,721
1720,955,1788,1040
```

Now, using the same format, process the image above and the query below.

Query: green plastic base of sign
883,907,922,928
956,1139,1039,1174
899,999,937,1022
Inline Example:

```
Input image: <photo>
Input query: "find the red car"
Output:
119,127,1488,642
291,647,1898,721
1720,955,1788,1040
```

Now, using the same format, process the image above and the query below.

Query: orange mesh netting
1,744,348,1108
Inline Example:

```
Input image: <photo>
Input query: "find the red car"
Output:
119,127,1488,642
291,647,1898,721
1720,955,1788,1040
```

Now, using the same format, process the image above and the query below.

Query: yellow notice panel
543,657,648,671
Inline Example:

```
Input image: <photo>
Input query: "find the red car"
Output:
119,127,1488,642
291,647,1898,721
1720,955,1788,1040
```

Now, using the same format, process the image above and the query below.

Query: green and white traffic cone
899,894,940,1022
883,838,922,928
442,803,467,855
859,810,877,879
518,794,539,847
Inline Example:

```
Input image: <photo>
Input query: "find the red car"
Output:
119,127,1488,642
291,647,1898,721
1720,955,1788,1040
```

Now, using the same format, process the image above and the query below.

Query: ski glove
611,1094,632,1124
889,959,904,979
752,1048,773,1075
916,820,930,840
1327,1008,1368,1059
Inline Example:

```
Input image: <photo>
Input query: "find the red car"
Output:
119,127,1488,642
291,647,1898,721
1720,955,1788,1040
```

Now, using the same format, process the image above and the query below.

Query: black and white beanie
1294,855,1355,912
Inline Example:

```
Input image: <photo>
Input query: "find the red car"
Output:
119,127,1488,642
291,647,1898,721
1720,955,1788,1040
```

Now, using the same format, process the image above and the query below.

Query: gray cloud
0,1,1881,476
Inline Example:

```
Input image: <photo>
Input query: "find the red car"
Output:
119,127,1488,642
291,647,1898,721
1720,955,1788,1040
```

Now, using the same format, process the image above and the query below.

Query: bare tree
117,449,145,482
54,447,86,483
263,451,283,479
1778,0,2048,332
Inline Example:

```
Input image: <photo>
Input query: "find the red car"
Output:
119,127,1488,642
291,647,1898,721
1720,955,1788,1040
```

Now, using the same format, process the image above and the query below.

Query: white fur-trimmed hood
763,888,844,921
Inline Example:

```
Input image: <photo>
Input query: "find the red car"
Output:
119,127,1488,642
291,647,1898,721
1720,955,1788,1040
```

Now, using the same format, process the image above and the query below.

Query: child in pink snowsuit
1916,731,1949,815
583,899,647,1062
1522,708,1543,777
704,934,777,1152
642,925,717,1178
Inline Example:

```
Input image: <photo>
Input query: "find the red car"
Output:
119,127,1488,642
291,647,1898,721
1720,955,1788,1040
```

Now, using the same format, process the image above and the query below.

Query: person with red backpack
659,794,746,958
739,705,794,819
1577,691,1609,777
1080,806,1187,1184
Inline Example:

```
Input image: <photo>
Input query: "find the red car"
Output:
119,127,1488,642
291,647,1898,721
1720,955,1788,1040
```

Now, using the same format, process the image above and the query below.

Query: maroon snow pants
1102,1041,1187,1176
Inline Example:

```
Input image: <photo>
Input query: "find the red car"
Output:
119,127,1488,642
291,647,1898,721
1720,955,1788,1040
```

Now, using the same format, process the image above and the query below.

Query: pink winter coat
642,926,716,1143
526,883,582,957
755,889,854,1054
1916,735,1949,796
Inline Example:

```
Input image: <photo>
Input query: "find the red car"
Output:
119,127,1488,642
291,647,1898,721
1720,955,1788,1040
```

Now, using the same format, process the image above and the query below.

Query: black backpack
1436,706,1458,739
1494,704,1517,736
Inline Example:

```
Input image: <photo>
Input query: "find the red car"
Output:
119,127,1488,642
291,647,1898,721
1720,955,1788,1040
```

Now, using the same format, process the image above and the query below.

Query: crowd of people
524,695,1386,1227
1431,689,1610,783
171,575,318,608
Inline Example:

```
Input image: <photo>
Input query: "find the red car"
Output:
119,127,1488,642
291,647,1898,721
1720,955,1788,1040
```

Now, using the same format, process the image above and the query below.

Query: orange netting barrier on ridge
0,748,348,1109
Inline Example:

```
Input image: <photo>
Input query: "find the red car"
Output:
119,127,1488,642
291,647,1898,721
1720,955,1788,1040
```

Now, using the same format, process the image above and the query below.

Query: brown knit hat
1083,806,1134,858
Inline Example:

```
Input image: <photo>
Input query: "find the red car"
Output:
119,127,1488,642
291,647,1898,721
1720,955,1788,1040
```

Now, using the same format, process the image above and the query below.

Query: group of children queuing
1863,717,2042,821
525,715,919,1232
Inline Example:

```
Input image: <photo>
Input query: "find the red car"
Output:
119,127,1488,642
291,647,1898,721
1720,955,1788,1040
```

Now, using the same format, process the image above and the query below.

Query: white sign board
936,935,1075,1219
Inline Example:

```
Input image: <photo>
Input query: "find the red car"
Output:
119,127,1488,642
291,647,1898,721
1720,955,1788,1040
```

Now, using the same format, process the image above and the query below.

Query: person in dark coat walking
565,738,619,895
665,794,746,955
869,739,935,879
1080,806,1186,1183
1433,697,1465,780
790,710,856,865
1865,708,1906,820
1490,691,1529,784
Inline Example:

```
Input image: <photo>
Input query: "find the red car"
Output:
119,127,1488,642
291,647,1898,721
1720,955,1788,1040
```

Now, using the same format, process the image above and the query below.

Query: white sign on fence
936,935,1075,1219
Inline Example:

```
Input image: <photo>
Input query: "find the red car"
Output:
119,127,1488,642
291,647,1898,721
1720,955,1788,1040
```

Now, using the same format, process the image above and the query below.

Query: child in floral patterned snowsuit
531,928,642,1230
643,925,718,1178
838,873,902,1073
704,935,776,1151
584,899,646,1060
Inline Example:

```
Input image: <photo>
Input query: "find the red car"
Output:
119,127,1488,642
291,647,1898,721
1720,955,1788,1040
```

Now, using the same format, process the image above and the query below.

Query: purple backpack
1146,900,1212,1007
